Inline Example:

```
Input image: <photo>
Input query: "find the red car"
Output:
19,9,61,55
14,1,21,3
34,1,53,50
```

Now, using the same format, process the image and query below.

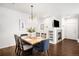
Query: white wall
0,7,37,48
43,17,61,31
0,6,40,49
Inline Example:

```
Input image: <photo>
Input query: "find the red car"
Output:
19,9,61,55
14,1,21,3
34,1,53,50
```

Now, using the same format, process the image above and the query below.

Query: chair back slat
14,35,20,48
20,34,28,37
19,37,24,50
14,34,23,50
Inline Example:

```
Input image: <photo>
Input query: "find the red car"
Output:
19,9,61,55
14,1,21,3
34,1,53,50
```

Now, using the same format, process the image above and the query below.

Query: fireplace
48,28,62,44
58,32,62,40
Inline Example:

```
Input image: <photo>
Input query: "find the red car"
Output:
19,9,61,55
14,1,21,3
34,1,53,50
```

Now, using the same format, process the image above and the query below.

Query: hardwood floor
0,39,79,56
0,46,15,56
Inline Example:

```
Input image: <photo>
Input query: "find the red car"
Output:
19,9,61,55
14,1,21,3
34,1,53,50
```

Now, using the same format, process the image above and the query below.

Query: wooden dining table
21,36,47,45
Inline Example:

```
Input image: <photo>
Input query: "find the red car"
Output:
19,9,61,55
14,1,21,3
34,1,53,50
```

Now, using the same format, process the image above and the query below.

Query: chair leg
16,50,19,56
32,48,38,56
20,50,23,56
16,48,21,56
15,46,17,54
15,48,18,56
44,50,48,56
18,49,22,56
47,50,49,56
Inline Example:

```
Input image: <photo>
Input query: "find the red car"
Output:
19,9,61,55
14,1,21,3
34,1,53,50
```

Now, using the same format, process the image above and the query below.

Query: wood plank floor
0,39,79,56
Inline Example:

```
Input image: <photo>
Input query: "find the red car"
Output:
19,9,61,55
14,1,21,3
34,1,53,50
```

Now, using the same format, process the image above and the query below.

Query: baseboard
77,39,79,43
0,44,15,49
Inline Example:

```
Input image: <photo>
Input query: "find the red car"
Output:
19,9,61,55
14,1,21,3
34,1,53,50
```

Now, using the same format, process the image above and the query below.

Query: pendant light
31,5,33,20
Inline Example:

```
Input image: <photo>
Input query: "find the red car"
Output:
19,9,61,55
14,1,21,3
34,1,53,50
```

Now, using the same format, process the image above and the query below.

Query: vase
29,32,35,38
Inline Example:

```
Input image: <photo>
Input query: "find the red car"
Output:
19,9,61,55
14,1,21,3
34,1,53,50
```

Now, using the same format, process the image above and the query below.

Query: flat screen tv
53,20,59,27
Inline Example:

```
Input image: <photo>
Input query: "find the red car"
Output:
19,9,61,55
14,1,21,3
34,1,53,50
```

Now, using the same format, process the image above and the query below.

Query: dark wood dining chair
14,34,33,56
14,34,21,55
36,32,40,37
20,34,28,45
20,34,28,37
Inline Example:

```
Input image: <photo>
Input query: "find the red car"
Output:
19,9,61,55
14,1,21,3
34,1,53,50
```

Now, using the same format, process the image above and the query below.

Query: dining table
21,36,47,45
21,36,49,56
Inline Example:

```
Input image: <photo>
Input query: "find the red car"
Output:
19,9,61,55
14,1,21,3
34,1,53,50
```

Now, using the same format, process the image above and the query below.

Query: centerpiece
27,27,35,38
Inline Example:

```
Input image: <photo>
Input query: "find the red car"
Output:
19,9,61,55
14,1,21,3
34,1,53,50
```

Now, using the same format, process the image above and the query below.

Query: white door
64,18,78,40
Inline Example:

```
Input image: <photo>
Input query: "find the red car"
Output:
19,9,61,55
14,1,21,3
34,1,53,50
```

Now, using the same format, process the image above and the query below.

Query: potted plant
27,27,35,37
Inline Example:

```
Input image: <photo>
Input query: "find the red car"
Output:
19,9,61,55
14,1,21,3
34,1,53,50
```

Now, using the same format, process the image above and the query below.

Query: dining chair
20,34,28,37
33,39,49,56
14,34,33,56
19,37,33,56
20,34,28,45
36,32,40,37
41,33,47,39
14,34,21,55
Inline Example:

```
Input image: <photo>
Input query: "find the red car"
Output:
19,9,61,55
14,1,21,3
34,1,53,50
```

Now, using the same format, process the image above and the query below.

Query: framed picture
40,24,44,30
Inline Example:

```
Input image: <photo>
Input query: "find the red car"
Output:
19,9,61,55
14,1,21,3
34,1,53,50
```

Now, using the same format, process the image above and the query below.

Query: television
53,20,59,27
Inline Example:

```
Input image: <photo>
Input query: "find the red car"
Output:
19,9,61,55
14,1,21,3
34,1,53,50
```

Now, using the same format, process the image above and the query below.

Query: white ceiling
0,3,79,19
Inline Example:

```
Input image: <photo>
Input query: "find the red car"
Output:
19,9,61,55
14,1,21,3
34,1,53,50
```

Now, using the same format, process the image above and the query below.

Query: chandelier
27,5,35,33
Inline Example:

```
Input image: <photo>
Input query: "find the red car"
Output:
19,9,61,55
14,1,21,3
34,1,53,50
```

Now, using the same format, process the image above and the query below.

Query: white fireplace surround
49,28,62,44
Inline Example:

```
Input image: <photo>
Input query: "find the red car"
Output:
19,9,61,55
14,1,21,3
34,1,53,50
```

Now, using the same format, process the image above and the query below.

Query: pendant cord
31,5,33,20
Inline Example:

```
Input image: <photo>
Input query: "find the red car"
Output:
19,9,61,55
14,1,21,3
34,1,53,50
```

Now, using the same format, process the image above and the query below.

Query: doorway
63,17,78,40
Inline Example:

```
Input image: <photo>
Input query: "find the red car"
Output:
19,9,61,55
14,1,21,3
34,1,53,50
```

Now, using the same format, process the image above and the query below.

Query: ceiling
0,3,79,19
